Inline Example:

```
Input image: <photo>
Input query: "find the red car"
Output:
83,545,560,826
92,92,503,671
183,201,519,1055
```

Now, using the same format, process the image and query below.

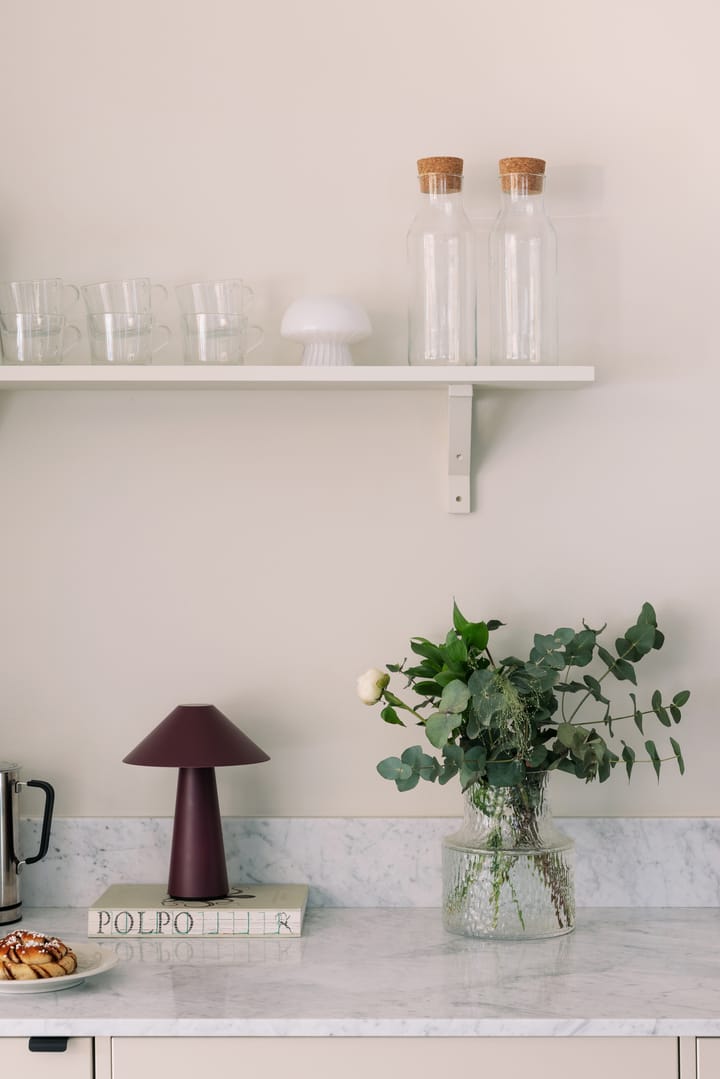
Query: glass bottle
489,156,558,364
407,156,476,366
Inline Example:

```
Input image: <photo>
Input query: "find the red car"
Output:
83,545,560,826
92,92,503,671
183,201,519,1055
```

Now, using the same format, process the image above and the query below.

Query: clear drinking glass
0,278,79,314
489,157,558,364
87,313,171,365
0,313,81,364
181,313,263,365
81,278,168,315
175,280,254,316
407,156,477,366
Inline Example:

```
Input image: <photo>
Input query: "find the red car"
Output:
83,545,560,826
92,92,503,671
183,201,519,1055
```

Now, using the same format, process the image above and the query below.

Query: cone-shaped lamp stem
169,767,229,900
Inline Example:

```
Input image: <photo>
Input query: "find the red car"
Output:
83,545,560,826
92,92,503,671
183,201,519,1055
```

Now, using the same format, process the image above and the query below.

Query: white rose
357,668,390,705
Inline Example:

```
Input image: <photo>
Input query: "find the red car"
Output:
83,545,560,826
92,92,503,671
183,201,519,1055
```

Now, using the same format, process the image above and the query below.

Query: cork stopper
499,156,546,194
417,156,463,194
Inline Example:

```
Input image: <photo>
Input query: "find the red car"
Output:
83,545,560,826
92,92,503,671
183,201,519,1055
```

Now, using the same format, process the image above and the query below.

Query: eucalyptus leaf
645,739,662,781
463,745,487,769
670,737,685,775
443,744,465,767
615,627,653,663
621,743,636,780
377,757,412,781
556,723,578,749
425,712,459,748
597,758,612,783
399,746,440,781
583,675,610,704
459,747,487,789
440,679,471,714
438,763,458,785
528,744,549,768
638,602,658,626
485,759,524,787
468,668,505,725
598,645,637,685
564,628,597,668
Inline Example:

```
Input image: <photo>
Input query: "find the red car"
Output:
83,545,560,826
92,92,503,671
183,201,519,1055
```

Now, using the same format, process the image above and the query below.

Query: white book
87,883,309,938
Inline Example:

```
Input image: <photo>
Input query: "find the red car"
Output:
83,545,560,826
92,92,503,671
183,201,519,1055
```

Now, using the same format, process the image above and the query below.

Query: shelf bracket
447,384,473,514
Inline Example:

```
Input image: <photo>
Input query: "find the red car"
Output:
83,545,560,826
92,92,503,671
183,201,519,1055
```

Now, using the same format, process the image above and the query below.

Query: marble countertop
2,906,720,1038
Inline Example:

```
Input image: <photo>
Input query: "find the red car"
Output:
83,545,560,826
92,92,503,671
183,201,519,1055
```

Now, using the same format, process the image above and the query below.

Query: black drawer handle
28,1038,68,1053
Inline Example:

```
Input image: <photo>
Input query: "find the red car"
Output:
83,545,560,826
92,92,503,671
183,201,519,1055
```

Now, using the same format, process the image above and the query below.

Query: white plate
0,941,118,993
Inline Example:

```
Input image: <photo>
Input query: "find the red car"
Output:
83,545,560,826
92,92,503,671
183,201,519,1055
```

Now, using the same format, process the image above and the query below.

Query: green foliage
370,602,690,793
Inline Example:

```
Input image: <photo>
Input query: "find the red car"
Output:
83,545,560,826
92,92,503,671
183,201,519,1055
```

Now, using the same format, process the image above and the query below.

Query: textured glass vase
442,775,575,939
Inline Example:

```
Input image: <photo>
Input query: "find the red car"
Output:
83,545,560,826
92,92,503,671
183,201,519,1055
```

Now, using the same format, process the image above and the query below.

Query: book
87,883,309,938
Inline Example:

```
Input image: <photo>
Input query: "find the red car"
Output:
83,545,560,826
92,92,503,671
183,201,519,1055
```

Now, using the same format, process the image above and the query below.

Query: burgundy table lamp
123,704,270,900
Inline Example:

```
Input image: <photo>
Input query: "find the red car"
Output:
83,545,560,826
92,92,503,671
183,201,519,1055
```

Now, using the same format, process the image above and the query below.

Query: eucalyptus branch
566,635,635,723
566,706,664,728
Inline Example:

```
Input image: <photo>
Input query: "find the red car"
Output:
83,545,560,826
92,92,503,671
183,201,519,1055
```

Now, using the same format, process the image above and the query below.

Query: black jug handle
21,780,55,867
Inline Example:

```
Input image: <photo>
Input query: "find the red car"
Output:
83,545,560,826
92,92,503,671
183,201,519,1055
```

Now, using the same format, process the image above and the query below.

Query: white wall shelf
0,363,594,390
0,364,595,513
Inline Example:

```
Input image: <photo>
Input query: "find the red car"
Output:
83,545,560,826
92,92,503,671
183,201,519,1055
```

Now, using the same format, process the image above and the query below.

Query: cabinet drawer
2,1038,93,1079
698,1038,720,1078
112,1036,678,1079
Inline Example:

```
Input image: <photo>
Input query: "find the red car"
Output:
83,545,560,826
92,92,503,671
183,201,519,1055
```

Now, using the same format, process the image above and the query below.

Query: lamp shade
123,704,270,768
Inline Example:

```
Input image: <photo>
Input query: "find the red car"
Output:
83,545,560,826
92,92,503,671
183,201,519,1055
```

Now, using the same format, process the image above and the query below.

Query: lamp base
168,766,230,900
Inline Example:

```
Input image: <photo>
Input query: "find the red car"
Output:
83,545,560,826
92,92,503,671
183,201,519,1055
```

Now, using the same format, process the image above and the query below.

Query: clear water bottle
490,157,558,365
407,156,476,366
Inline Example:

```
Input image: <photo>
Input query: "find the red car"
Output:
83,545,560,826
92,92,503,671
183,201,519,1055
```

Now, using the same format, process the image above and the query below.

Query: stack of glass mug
0,277,263,365
81,278,171,365
175,280,263,365
0,279,82,364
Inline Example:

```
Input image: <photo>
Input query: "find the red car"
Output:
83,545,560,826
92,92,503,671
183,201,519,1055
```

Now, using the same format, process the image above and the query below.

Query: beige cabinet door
112,1035,678,1079
2,1038,93,1079
698,1039,720,1078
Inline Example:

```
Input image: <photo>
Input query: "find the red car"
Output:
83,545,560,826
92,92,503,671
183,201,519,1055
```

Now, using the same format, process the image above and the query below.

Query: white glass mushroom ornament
280,296,372,366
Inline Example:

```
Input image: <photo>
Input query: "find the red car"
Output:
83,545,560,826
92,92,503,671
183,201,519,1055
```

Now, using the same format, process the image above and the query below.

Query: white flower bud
357,668,390,705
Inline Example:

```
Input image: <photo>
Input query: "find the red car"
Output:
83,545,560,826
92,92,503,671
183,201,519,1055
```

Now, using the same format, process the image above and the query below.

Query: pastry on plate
0,930,77,981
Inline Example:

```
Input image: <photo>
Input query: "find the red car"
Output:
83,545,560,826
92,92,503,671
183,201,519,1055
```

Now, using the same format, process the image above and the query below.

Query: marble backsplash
17,815,720,908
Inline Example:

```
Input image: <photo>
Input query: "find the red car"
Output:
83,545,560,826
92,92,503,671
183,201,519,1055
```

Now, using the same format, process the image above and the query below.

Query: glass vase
442,775,575,939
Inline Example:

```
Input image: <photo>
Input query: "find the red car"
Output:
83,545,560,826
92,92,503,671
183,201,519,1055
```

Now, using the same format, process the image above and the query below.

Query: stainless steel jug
0,762,54,925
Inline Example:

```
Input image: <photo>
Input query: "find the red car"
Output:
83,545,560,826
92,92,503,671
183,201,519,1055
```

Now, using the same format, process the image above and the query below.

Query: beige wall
0,0,716,818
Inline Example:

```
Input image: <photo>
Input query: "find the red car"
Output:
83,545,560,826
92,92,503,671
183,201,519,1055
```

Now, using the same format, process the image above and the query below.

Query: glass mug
0,313,81,365
175,279,254,316
87,313,171,365
181,313,263,365
81,278,168,315
0,278,80,315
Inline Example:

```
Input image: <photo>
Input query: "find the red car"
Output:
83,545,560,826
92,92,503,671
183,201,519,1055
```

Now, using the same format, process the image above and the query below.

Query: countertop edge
2,1019,720,1038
